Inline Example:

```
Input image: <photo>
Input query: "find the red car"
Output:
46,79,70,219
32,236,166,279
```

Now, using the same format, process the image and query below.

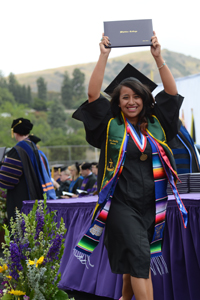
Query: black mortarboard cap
81,162,92,170
60,166,68,172
51,164,63,172
29,134,41,144
104,63,157,96
11,118,33,137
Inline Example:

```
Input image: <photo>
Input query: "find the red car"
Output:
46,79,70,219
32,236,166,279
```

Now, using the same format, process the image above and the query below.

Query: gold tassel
11,128,14,138
11,120,22,138
51,167,54,179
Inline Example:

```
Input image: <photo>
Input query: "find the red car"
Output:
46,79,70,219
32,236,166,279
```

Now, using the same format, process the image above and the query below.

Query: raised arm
88,34,111,103
151,31,178,95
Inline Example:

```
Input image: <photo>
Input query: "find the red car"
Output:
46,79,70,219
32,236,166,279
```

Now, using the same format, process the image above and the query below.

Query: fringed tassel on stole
73,249,94,269
150,255,168,275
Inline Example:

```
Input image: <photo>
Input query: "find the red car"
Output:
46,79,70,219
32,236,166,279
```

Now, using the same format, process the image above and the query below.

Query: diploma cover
104,19,153,48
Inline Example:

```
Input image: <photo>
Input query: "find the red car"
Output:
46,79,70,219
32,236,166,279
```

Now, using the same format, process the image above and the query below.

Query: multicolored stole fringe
74,113,188,274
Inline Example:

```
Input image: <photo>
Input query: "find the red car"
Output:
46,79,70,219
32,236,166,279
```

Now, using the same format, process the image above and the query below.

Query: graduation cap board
29,134,41,144
104,63,157,96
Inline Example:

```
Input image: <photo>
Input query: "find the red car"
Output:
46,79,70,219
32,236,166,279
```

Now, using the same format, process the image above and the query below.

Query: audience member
61,162,83,198
56,167,71,198
79,162,97,192
91,162,98,177
0,118,56,225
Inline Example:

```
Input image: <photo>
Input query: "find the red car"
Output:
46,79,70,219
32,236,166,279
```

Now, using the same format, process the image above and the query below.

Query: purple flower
21,218,26,235
9,242,23,280
23,296,30,300
0,289,3,297
44,234,63,263
34,209,44,240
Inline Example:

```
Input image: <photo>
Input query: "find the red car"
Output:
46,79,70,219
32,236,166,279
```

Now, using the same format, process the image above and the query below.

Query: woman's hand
99,33,111,56
150,31,161,59
150,31,177,95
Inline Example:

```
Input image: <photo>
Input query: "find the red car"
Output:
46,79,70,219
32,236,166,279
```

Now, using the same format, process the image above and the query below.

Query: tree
8,73,18,96
61,72,73,108
33,97,47,111
7,73,31,105
0,71,7,89
72,68,86,101
36,77,47,101
26,85,32,104
0,87,15,105
47,101,67,130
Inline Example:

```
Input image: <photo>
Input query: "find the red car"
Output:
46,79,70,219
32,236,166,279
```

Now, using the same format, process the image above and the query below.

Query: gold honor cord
11,120,22,138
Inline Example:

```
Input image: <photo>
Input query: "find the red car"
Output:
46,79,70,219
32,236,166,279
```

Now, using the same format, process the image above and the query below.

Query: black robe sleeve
153,90,184,142
72,95,112,148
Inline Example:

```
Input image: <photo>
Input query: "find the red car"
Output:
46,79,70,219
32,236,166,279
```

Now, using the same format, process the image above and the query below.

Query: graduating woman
73,32,187,300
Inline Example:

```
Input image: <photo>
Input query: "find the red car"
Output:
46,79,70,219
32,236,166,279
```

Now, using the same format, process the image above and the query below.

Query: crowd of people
52,161,98,198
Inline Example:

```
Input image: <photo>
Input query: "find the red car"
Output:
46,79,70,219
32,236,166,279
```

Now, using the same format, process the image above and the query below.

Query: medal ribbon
126,119,147,152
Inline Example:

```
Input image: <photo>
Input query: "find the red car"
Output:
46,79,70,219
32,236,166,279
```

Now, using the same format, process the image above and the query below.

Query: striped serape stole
74,200,111,264
149,139,168,274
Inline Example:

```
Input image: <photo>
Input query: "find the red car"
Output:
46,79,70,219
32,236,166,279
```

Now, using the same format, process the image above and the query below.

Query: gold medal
140,153,148,161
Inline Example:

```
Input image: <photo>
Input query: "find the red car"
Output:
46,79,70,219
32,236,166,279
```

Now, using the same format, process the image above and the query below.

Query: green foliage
61,72,73,108
0,71,8,89
0,196,69,300
32,97,47,111
0,87,15,105
36,77,47,101
47,101,67,130
72,68,86,101
61,68,86,109
7,73,32,105
66,115,84,131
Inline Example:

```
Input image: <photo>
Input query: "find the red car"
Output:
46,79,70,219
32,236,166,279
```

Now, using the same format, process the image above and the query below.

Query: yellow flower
28,256,45,267
36,256,44,267
0,264,8,272
0,266,4,273
8,289,26,296
28,259,35,265
6,275,12,280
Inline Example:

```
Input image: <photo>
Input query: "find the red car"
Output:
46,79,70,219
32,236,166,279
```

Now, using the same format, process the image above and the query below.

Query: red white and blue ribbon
126,119,147,153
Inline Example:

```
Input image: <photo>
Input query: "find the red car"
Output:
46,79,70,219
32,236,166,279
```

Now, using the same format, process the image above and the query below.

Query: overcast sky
1,0,198,76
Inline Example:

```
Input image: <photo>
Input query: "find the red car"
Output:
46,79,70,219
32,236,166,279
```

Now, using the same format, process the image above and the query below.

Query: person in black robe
0,118,54,226
28,134,52,177
79,162,97,193
72,32,183,300
56,167,71,198
168,119,200,174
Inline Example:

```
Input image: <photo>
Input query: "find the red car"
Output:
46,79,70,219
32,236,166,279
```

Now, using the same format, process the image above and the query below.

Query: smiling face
118,86,143,125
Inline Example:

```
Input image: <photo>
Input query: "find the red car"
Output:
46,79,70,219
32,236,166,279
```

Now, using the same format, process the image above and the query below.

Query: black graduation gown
72,90,183,278
80,173,97,191
56,180,71,198
0,140,44,224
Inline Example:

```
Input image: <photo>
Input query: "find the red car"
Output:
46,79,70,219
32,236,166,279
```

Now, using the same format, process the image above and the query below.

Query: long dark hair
110,79,155,133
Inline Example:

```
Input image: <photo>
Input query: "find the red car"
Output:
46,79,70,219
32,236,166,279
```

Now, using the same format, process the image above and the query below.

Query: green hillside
15,49,200,93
